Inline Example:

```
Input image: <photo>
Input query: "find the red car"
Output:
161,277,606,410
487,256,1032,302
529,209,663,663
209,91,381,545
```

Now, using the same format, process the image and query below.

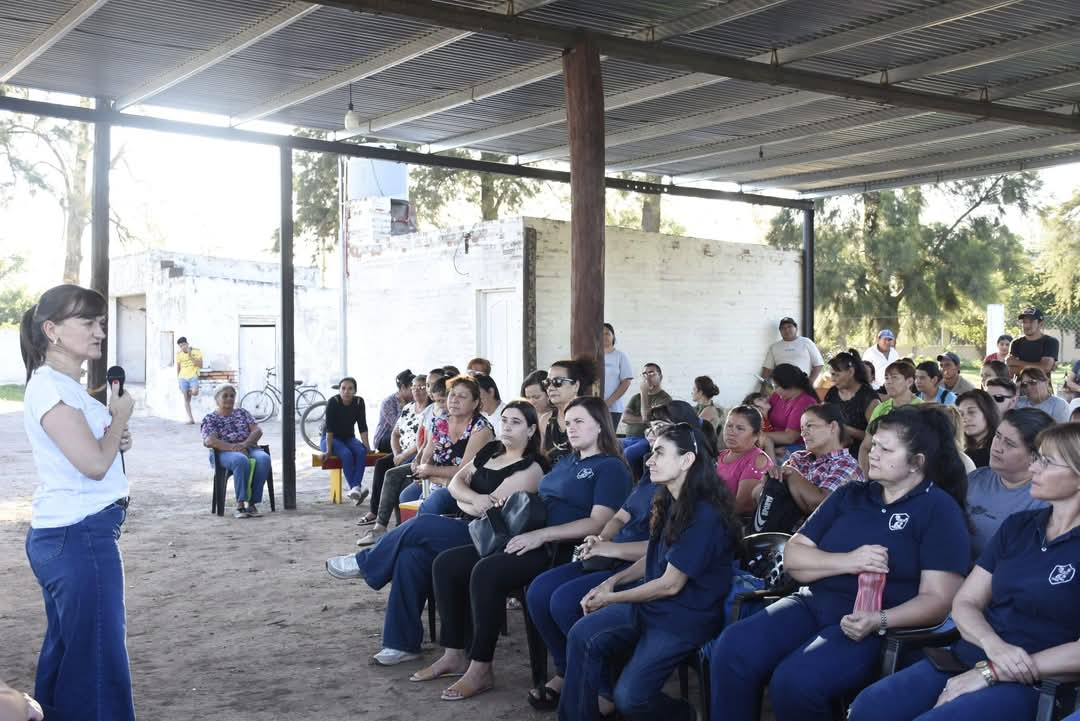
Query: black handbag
580,555,623,572
468,491,547,557
751,475,805,534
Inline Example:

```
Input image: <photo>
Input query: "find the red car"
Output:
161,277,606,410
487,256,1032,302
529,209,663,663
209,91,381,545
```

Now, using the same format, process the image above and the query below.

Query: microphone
106,365,126,396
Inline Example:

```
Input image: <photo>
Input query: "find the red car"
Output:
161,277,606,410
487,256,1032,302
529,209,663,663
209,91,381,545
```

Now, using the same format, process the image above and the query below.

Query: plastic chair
211,444,276,516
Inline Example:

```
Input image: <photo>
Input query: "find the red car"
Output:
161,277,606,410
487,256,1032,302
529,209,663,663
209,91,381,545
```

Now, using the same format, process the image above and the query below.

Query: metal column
280,146,297,509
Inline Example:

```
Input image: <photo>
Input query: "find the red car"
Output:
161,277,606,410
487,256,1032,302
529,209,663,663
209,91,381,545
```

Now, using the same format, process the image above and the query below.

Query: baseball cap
877,329,895,340
937,352,961,366
1018,307,1044,321
177,336,188,345
778,317,798,328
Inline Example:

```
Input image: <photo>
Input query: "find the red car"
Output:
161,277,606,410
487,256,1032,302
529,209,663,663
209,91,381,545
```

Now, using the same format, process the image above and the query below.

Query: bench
311,451,389,503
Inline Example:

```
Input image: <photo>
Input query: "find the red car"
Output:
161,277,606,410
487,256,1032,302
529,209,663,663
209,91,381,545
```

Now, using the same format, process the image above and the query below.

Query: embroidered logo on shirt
576,467,595,480
888,513,910,531
1049,564,1075,585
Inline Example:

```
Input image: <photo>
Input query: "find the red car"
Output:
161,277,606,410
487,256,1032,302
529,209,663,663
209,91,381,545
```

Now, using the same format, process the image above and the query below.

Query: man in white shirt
761,317,824,384
862,329,898,391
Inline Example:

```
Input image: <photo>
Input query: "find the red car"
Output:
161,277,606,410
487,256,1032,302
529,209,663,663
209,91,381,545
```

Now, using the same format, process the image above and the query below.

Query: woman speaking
20,284,136,721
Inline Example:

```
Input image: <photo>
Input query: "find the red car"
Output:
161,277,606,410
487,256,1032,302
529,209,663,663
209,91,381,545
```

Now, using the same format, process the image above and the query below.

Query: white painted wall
529,218,803,410
0,328,23,384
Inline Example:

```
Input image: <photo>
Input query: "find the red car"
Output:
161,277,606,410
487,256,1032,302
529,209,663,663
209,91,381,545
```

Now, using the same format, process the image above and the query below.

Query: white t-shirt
483,402,506,429
762,337,824,376
604,349,634,412
24,365,128,529
862,345,899,390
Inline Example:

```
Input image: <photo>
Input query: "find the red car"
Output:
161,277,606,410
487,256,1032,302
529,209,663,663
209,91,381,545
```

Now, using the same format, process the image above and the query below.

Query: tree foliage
409,150,541,227
1037,190,1080,315
0,255,34,326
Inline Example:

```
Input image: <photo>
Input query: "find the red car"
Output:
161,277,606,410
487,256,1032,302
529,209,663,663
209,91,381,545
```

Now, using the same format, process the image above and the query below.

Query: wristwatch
975,660,997,686
877,610,888,636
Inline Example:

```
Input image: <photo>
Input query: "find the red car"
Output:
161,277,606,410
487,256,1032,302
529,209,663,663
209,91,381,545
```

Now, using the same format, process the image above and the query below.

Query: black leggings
432,543,570,663
369,454,398,514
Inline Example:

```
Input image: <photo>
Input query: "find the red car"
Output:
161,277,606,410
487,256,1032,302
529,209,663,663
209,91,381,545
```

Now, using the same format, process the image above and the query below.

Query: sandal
527,685,561,711
440,679,494,701
409,665,466,683
357,512,377,526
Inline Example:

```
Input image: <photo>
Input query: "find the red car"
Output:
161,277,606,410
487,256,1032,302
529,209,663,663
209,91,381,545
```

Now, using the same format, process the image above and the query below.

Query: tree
0,255,34,326
767,173,1038,349
409,150,542,227
1037,190,1080,314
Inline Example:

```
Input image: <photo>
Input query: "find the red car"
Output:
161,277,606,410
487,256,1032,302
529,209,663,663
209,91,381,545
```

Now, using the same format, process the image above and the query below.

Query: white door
116,296,146,383
239,325,277,396
477,289,520,399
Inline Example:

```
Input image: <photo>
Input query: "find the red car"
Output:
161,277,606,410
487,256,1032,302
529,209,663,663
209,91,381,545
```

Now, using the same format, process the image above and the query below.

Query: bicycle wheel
240,389,276,422
300,401,326,451
296,388,326,418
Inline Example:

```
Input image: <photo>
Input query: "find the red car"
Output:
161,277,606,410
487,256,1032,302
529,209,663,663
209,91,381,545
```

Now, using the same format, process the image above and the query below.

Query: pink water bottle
854,572,886,612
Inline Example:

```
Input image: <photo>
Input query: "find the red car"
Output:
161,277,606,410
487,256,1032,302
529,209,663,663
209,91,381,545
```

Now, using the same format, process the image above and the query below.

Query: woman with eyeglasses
965,407,1054,557
708,406,971,721
849,422,1080,721
558,422,739,721
541,358,597,466
417,397,631,702
824,350,881,457
1015,367,1070,423
956,390,999,469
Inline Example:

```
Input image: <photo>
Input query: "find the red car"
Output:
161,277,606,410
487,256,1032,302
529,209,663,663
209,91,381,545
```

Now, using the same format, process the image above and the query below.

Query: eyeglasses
641,370,659,377
542,376,577,389
653,421,699,454
411,384,427,391
646,420,672,436
990,394,1015,402
1019,380,1043,389
1034,453,1071,471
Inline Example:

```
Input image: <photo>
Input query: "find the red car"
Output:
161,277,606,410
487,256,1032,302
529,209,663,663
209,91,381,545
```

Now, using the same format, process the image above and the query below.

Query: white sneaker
372,648,421,666
325,554,363,579
347,486,368,505
356,527,386,547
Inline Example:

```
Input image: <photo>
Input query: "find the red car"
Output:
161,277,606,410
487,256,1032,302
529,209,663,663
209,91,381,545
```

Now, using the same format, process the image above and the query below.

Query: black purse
468,491,548,557
580,555,623,572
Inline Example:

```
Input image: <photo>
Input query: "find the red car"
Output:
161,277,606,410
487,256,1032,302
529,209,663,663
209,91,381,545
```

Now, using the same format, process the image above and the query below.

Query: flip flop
409,666,466,683
357,513,377,526
527,685,561,711
440,680,494,701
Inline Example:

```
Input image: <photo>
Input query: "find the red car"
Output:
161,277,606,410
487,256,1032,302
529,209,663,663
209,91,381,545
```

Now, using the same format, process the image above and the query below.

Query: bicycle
240,367,326,423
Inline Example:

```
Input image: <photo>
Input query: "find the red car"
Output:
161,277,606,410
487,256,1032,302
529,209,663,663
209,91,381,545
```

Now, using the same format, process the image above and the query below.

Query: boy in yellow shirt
176,336,203,424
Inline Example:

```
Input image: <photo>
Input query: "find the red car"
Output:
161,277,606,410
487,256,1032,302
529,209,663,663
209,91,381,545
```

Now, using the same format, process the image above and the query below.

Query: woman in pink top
764,363,819,457
717,405,774,514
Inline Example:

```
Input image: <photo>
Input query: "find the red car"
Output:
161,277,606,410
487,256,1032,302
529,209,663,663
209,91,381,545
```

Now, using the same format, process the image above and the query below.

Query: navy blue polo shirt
612,477,658,543
953,508,1080,666
639,500,734,643
539,453,632,527
797,479,971,620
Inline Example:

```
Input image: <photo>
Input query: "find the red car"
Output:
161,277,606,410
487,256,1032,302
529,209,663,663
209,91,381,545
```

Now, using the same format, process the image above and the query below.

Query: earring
52,336,60,346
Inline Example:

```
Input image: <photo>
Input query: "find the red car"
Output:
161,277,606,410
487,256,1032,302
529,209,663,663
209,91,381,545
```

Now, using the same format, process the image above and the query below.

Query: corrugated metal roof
0,0,1076,197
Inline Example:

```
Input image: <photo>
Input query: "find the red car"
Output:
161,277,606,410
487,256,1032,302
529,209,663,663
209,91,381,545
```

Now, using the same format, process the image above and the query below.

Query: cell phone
923,647,969,674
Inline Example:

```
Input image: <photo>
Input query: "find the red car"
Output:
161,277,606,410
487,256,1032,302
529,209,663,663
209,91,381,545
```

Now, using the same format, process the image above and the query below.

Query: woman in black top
321,376,370,498
542,357,597,465
824,350,881,457
325,401,545,666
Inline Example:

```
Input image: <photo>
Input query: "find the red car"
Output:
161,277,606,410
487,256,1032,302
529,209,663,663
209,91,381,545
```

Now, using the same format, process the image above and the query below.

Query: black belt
113,497,130,509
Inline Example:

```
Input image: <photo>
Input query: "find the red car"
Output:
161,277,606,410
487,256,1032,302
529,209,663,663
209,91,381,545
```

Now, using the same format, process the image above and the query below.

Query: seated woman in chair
325,401,545,666
201,384,271,518
415,396,632,701
558,422,738,721
707,406,971,721
848,422,1080,721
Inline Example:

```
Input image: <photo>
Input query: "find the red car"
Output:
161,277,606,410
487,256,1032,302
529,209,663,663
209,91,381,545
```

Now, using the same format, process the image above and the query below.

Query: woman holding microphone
19,285,136,721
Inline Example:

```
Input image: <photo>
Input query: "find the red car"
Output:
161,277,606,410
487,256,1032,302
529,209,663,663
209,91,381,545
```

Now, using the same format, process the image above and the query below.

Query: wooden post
563,38,605,394
802,206,815,340
88,98,111,403
280,146,297,509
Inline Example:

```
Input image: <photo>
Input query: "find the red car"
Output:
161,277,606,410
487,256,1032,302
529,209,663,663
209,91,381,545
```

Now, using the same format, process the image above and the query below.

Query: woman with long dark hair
764,363,819,459
824,349,881,456
541,357,597,465
956,389,999,469
558,423,740,721
20,285,137,721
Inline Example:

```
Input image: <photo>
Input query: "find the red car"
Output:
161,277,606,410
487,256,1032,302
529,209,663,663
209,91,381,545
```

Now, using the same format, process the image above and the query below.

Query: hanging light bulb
344,83,362,130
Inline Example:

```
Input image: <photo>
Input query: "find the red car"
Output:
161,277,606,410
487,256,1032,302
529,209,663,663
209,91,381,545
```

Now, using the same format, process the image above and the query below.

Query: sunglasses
653,421,699,454
990,393,1015,402
542,376,577,389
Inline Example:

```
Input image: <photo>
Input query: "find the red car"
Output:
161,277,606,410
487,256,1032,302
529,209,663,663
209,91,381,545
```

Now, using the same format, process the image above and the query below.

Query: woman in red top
764,364,818,461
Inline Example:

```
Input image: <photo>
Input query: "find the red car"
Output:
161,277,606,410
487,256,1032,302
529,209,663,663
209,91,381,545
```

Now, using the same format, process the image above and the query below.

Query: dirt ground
0,402,578,721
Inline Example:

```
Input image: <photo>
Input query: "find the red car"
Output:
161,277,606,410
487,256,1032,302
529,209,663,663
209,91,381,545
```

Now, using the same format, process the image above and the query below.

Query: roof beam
337,0,793,140
0,0,109,83
115,3,321,110
741,133,1080,190
612,66,1080,174
231,0,555,126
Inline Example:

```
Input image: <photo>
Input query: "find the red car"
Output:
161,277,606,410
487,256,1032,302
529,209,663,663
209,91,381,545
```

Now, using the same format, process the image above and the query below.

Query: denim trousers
25,503,135,721
706,594,881,721
399,482,422,504
848,658,1040,721
558,602,698,721
527,561,618,675
212,448,269,504
355,513,472,652
319,435,367,489
418,486,459,515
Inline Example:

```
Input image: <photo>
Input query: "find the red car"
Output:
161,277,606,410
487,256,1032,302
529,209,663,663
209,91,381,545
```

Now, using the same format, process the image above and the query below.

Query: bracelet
877,610,888,636
976,661,997,686
988,661,1000,682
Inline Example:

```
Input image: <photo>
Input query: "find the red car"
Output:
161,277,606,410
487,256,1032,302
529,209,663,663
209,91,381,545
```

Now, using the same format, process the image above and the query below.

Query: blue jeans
25,503,134,721
528,561,619,675
706,594,881,721
399,482,422,504
848,658,1040,721
212,448,270,503
320,435,367,489
355,513,472,652
559,603,697,721
419,486,459,515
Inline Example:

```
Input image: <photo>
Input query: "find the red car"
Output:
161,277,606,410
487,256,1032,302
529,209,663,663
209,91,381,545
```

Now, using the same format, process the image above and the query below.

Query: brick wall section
527,217,803,410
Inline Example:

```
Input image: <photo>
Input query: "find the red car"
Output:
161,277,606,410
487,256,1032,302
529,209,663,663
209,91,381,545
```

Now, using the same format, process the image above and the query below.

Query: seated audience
763,363,819,460
620,363,673,439
414,397,630,701
983,334,1012,363
692,375,724,430
717,405,774,515
325,401,544,666
320,376,371,504
201,384,271,518
541,358,596,465
979,359,1010,389
956,390,999,468
938,352,975,396
707,406,971,721
363,374,430,522
1006,307,1057,377
357,375,493,546
558,423,737,721
374,369,415,453
1015,367,1070,423
859,360,921,471
966,408,1054,557
603,322,634,430
984,378,1018,419
521,369,552,418
915,361,957,405
863,329,898,392
762,316,824,384
823,350,880,456
849,422,1080,721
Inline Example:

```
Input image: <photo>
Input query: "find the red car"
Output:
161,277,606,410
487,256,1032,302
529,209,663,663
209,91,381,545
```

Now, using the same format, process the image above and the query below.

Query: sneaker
371,648,421,666
325,554,364,580
246,504,261,517
233,506,250,519
347,486,369,505
356,527,386,547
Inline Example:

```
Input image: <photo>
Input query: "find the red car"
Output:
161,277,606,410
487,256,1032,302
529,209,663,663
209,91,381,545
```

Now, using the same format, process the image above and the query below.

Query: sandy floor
0,404,571,721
